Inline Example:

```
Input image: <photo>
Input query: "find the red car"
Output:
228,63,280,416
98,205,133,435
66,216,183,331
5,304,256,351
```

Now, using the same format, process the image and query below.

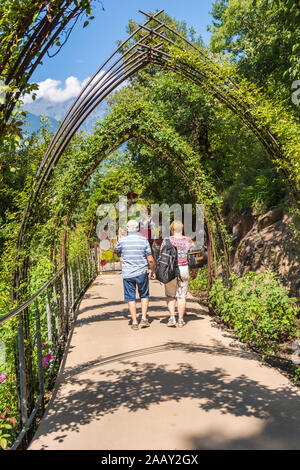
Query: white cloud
21,71,123,123
23,76,90,104
22,72,112,105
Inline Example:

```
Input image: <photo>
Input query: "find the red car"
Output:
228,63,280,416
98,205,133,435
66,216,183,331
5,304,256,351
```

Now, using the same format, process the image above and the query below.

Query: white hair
127,219,139,232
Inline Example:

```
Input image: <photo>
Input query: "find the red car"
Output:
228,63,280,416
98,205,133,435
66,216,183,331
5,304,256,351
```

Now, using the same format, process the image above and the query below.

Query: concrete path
30,273,300,450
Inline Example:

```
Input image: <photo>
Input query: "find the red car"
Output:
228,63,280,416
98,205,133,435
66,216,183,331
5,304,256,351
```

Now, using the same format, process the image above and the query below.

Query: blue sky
24,0,216,117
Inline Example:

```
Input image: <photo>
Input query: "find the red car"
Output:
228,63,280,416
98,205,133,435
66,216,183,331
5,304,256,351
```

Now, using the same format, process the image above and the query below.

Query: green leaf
0,437,7,449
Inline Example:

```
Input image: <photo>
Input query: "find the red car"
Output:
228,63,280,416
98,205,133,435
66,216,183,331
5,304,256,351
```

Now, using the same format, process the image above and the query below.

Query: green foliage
294,368,300,383
0,5,298,450
170,46,300,196
48,97,220,232
209,272,299,355
0,121,60,318
209,0,300,115
67,224,91,259
29,257,54,293
189,266,209,293
0,0,96,153
0,371,19,449
222,167,287,215
0,421,12,450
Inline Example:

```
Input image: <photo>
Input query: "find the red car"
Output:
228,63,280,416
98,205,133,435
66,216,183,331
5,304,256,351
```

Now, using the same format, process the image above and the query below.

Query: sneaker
131,323,139,330
140,318,150,328
168,316,177,327
178,319,186,328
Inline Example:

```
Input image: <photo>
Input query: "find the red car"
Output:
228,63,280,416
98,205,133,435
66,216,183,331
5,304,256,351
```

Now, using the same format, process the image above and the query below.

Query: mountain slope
22,112,58,135
22,99,108,135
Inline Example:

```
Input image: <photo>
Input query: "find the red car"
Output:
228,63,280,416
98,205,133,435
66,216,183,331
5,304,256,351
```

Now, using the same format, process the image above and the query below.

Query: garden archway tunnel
2,9,300,451
42,97,223,289
14,9,300,295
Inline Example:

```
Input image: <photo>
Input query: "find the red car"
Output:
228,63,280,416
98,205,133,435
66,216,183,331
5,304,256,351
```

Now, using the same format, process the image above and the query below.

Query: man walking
115,219,156,330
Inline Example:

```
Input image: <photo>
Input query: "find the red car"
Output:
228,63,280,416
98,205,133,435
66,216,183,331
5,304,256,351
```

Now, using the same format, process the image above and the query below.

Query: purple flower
42,343,47,347
0,373,7,383
42,357,49,368
42,353,53,368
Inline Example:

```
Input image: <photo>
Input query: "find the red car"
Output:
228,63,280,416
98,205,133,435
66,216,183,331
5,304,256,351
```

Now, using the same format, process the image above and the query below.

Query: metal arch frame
6,9,294,446
16,8,288,259
16,9,165,251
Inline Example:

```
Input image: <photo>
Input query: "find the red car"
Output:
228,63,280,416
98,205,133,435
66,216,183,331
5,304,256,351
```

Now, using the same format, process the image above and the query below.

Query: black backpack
155,238,181,284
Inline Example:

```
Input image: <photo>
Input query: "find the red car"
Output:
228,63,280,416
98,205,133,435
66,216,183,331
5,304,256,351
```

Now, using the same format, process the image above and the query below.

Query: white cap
127,219,139,232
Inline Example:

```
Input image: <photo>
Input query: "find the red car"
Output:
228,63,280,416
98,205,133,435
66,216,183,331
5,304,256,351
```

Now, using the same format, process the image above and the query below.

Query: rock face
257,207,284,231
231,208,300,298
231,208,255,262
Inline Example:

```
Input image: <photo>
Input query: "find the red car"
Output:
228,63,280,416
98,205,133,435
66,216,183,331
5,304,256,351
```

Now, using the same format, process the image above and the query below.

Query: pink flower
42,343,47,347
42,353,53,368
0,415,4,419
0,373,7,383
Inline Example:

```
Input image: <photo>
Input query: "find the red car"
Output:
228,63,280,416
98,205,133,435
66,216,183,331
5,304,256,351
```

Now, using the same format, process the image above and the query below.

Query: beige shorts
165,265,190,299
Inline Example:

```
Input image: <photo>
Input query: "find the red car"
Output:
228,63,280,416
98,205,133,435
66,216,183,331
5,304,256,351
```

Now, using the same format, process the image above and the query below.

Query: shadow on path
41,355,300,449
76,296,208,323
61,341,258,382
32,275,300,450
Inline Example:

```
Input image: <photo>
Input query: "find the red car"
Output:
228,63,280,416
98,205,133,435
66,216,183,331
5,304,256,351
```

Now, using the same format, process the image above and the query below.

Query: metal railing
0,248,98,449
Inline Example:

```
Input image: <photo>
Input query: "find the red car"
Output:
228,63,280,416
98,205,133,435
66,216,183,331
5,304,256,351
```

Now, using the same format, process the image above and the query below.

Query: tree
107,47,291,217
209,0,300,115
0,0,100,153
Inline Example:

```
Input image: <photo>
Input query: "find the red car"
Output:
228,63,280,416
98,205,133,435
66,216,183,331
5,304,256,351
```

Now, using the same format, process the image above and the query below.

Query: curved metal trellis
16,8,287,259
5,10,295,447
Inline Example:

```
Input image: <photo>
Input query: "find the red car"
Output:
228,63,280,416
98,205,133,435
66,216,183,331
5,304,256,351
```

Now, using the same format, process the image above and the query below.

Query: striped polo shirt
115,233,152,279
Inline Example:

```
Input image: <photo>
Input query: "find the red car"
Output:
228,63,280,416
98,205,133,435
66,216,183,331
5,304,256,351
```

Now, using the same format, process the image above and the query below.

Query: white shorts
165,265,190,299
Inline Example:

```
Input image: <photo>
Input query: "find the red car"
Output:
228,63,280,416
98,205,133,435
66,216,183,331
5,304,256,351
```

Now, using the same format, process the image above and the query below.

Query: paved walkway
30,273,300,450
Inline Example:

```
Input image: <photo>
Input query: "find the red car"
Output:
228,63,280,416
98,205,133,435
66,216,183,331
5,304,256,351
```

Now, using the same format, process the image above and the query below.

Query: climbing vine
168,46,300,197
38,98,226,281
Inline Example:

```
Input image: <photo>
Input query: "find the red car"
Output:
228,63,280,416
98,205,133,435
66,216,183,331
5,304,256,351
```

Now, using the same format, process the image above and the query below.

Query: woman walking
160,220,193,328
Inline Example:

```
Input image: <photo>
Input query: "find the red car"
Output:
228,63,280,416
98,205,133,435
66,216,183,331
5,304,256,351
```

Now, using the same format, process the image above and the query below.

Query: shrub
0,371,19,449
189,266,208,292
222,167,287,216
209,271,299,356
